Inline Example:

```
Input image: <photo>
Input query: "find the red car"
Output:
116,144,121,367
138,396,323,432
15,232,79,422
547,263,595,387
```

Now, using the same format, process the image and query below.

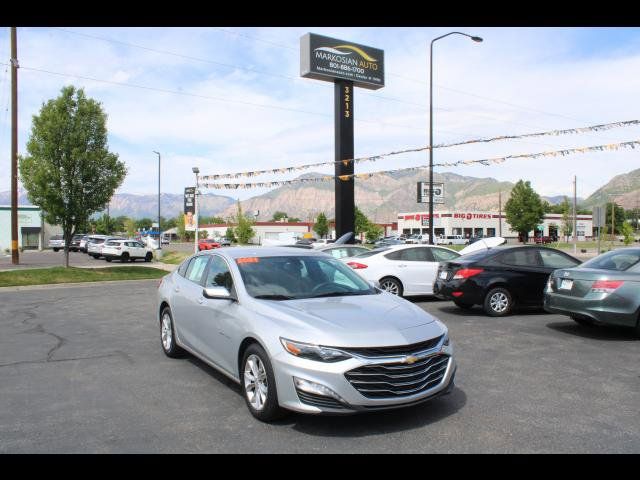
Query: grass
159,250,190,265
0,266,168,288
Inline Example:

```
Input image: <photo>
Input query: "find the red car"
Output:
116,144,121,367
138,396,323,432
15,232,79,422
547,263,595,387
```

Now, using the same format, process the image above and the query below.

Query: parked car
374,238,405,247
79,235,90,253
198,239,221,251
343,244,461,297
102,239,154,263
434,245,581,316
213,237,231,247
87,235,125,258
534,235,556,244
311,238,335,249
48,234,65,252
318,244,370,259
436,235,468,246
69,233,87,252
157,247,455,421
295,238,317,247
544,248,640,335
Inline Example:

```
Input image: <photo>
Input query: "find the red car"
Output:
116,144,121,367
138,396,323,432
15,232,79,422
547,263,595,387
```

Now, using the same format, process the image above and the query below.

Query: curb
0,278,164,293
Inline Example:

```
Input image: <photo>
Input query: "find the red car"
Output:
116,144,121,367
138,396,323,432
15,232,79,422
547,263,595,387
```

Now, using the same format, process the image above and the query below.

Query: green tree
271,211,289,222
198,230,209,239
136,218,153,231
225,227,237,243
504,180,545,243
234,202,255,245
365,223,383,243
604,202,625,235
560,196,573,242
19,85,126,266
124,218,137,238
354,207,370,236
622,222,634,245
313,212,329,238
200,215,224,225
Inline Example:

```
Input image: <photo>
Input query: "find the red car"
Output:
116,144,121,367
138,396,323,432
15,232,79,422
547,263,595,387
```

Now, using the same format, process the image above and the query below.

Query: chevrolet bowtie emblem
403,355,419,364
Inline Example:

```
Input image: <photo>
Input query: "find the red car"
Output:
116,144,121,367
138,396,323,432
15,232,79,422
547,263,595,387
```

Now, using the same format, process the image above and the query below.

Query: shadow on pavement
186,355,244,398
282,387,466,437
546,321,639,342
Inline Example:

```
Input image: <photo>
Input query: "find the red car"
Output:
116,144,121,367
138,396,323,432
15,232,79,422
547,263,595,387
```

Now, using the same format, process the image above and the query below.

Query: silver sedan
157,247,456,422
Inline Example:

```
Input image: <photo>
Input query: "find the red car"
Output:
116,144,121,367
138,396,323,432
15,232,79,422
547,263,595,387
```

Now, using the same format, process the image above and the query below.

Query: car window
204,256,234,290
347,247,369,257
177,258,192,277
539,249,580,269
358,247,390,258
185,256,210,284
580,249,640,271
431,248,460,262
327,247,350,259
384,249,403,260
399,248,433,262
499,248,542,267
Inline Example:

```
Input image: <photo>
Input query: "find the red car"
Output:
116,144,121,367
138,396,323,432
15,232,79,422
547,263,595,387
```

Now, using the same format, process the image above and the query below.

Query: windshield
235,255,377,300
580,249,640,271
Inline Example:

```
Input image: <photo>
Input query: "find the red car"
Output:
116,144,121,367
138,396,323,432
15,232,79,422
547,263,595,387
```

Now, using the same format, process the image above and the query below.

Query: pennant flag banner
200,139,640,190
200,120,640,181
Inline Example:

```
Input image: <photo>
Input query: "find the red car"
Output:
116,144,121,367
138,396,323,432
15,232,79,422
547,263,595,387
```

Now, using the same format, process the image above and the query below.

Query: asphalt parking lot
0,280,638,453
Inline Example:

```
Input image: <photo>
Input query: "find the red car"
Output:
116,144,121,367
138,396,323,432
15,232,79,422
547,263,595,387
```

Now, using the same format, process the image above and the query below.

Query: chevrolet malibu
157,247,456,422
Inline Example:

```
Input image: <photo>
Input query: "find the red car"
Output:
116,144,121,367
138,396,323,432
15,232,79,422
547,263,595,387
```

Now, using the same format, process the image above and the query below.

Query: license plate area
559,279,573,290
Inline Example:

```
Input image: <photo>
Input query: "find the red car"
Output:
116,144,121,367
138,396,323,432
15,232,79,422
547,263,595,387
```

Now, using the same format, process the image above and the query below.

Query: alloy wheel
489,292,509,313
244,354,268,411
380,280,400,295
161,312,173,351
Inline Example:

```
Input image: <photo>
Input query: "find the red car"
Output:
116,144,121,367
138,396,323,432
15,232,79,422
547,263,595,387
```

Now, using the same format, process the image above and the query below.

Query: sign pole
334,79,354,242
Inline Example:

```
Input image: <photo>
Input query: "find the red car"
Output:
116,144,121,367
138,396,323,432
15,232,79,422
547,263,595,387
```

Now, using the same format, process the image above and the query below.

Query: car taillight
453,268,484,279
347,262,368,269
591,280,624,293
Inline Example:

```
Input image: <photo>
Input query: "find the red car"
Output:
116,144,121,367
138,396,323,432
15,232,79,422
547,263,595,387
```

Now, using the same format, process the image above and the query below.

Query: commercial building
0,205,62,252
397,210,593,241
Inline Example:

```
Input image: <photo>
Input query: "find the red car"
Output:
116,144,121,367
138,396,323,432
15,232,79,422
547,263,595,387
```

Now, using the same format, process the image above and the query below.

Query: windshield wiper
253,294,295,300
307,291,370,298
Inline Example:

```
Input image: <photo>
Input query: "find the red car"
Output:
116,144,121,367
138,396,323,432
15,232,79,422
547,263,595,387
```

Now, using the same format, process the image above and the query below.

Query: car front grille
296,390,348,410
339,335,443,358
345,354,450,399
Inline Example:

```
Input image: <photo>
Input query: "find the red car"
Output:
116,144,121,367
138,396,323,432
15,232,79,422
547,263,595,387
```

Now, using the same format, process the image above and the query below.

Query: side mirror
202,286,235,301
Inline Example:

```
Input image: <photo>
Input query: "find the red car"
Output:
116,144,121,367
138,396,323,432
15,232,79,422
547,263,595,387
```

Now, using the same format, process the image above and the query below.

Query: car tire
379,277,403,296
240,344,287,423
91,254,99,259
145,252,153,262
571,315,595,327
53,248,59,252
121,252,130,263
453,300,474,310
483,287,513,317
105,257,112,262
160,307,185,358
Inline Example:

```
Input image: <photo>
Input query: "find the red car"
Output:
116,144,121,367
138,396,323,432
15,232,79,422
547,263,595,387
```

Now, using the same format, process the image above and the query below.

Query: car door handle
198,297,205,304
398,264,408,268
174,286,180,293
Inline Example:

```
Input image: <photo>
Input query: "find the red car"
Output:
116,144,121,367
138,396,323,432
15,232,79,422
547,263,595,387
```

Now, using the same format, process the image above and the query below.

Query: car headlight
280,338,352,363
443,333,450,346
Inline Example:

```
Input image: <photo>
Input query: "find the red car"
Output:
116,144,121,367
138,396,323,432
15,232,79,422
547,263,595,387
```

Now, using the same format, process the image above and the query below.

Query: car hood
253,293,442,348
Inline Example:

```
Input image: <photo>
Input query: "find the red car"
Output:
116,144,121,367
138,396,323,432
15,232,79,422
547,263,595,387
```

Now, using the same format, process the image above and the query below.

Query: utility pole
611,201,615,251
498,191,502,237
10,27,19,264
573,175,577,255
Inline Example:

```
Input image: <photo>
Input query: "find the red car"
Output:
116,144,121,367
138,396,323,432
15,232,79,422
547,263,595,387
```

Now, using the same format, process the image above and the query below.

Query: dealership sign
184,187,196,232
417,182,445,204
300,33,385,90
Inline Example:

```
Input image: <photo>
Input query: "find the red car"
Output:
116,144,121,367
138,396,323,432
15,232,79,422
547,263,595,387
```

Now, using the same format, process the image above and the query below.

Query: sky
1,26,639,203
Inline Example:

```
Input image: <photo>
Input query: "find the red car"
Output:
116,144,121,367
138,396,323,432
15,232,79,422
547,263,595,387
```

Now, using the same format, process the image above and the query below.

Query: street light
153,151,161,251
192,167,200,254
428,31,483,245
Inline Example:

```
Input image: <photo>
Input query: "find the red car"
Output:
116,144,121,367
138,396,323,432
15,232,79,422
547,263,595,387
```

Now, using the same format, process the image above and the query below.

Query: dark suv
434,246,580,316
69,234,86,252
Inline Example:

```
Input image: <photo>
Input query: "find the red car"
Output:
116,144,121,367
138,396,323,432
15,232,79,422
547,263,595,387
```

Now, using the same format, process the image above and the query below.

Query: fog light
293,377,345,402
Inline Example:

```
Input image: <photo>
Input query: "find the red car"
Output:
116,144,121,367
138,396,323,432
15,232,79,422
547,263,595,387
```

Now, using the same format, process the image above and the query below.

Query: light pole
429,31,482,244
153,151,161,251
192,167,200,254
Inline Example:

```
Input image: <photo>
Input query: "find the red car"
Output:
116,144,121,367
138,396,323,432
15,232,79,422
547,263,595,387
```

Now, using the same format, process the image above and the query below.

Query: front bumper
544,292,639,328
272,342,456,414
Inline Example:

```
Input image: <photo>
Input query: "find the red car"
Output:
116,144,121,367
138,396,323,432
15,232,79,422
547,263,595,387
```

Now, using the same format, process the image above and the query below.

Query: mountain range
5,166,640,222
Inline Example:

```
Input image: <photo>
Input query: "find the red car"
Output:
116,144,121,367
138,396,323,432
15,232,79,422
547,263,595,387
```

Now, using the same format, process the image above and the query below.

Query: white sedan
342,244,461,297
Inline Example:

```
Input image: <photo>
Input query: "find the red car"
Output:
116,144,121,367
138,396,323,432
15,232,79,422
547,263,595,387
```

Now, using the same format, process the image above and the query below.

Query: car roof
198,246,330,259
